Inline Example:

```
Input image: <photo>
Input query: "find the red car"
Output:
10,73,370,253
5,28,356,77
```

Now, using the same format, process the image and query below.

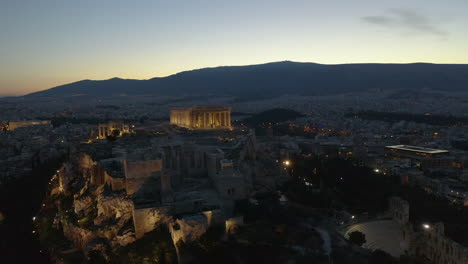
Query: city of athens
1,1,468,264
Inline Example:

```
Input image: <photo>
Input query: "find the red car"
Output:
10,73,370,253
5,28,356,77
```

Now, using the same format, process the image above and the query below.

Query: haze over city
2,0,468,95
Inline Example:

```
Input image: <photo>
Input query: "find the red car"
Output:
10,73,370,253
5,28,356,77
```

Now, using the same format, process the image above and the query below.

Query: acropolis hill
35,108,297,263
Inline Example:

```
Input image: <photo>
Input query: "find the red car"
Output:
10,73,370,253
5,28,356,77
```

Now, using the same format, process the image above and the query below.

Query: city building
385,145,452,169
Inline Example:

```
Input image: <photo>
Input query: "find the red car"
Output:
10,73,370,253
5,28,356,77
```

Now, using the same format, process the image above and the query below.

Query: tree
400,254,429,264
348,231,366,246
88,250,107,264
370,250,397,264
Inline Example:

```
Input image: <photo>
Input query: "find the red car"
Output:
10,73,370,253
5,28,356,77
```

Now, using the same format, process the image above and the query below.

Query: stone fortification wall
124,159,163,195
388,196,468,264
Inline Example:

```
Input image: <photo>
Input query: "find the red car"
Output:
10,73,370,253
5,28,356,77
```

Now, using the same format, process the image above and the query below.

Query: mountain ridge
25,61,468,98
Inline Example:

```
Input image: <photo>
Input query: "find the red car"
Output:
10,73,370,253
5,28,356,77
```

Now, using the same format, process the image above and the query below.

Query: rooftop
385,145,449,154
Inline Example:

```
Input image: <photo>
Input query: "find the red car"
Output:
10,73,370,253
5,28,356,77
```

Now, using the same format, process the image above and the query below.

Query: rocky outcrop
94,190,133,226
73,196,94,216
58,153,97,194
52,153,137,257
170,214,209,244
62,222,98,253
111,229,136,247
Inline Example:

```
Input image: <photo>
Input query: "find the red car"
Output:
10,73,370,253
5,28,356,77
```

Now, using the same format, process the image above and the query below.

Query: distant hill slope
26,61,468,98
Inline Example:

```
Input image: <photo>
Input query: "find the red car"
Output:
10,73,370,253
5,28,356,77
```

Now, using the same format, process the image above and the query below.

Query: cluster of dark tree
180,195,334,264
241,108,305,128
235,192,296,225
286,156,398,214
348,231,366,246
283,156,444,264
347,111,468,126
0,155,67,264
396,186,468,246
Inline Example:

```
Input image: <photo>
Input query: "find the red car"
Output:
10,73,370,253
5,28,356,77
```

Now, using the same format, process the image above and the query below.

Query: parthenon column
204,112,207,128
225,112,228,126
209,112,213,127
200,113,204,128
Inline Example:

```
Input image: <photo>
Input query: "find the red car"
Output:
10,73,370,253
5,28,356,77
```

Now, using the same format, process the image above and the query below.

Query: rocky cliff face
50,153,136,258
45,153,223,262
170,215,209,244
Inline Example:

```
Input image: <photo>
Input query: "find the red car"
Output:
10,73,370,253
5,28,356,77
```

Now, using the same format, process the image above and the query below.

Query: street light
423,224,430,230
283,160,291,166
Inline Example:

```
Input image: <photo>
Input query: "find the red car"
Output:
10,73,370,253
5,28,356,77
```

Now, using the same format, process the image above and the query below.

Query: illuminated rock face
170,106,232,130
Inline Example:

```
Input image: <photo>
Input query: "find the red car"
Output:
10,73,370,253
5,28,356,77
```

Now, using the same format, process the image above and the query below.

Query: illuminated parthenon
170,106,232,130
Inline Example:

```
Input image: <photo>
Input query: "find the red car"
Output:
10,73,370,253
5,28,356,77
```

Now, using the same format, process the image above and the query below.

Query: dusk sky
1,0,468,96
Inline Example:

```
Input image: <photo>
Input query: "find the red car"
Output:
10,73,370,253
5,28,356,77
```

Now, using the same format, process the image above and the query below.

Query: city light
374,169,380,173
283,160,291,166
423,224,430,229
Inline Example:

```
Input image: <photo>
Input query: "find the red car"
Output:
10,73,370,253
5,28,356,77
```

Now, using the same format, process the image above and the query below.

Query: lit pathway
344,220,404,257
